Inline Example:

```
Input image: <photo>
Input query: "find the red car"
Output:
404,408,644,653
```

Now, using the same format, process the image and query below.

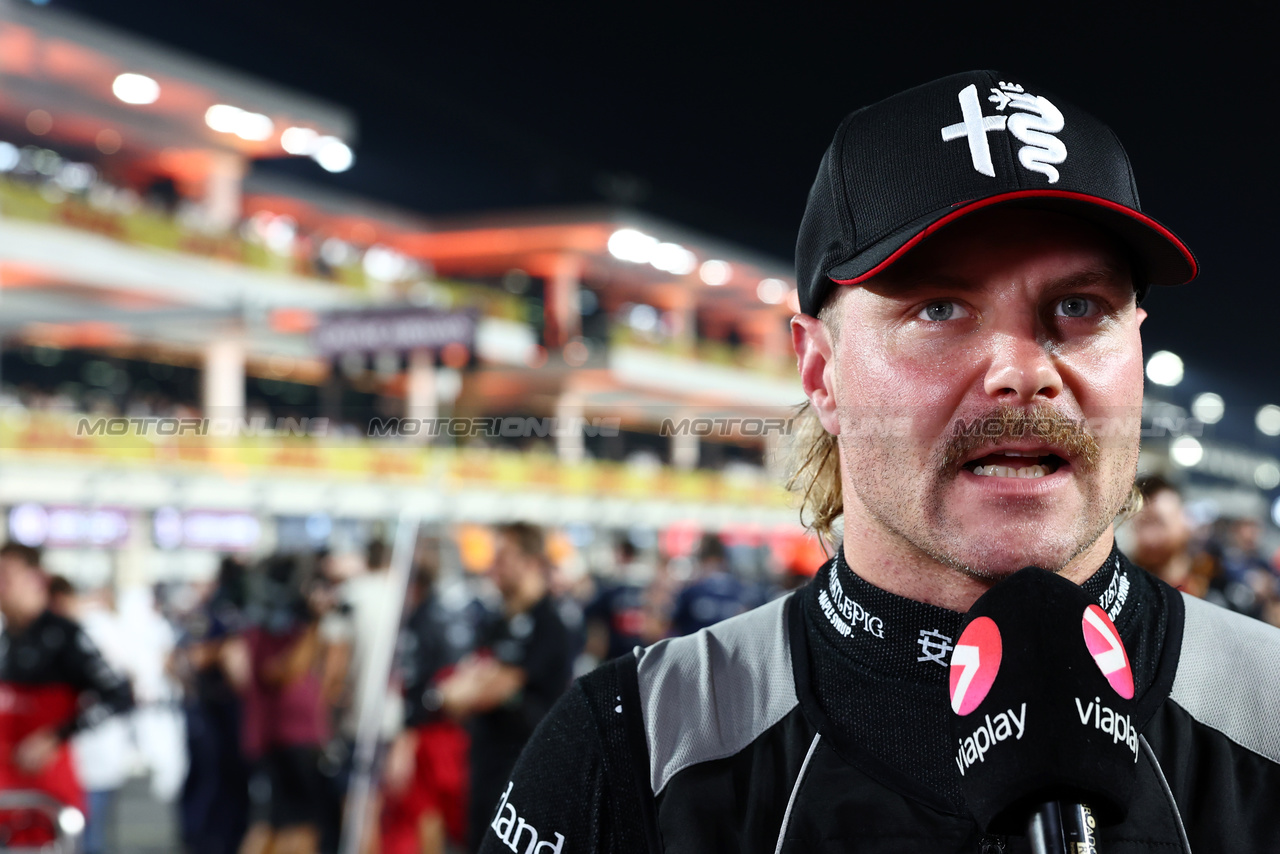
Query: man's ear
791,314,840,436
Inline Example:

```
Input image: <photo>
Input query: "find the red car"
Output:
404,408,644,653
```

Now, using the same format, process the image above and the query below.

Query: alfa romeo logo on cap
1082,604,1134,699
940,81,1068,183
949,616,1002,716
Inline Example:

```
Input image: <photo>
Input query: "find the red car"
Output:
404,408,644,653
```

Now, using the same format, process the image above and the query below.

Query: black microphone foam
948,566,1139,834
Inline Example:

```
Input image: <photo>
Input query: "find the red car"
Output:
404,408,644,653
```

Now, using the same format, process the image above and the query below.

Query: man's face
804,208,1146,579
0,555,47,622
489,534,531,599
1130,490,1190,567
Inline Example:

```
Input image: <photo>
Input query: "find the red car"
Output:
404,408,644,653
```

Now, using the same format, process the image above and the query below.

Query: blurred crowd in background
1127,475,1280,624
2,494,1279,853
0,522,816,854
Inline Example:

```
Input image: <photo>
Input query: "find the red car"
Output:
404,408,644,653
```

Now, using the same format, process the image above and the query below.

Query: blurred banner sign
312,308,476,355
8,504,131,548
153,508,261,551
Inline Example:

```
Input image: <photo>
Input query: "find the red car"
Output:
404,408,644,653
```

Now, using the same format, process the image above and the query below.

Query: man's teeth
972,464,1050,478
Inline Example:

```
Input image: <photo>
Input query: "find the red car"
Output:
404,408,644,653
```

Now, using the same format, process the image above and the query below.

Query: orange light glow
441,342,470,369
269,307,319,334
27,321,131,349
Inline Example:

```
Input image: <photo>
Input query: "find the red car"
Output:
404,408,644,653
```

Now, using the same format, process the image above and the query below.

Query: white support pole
556,391,585,463
672,430,699,470
405,349,437,444
203,151,245,232
202,337,245,423
338,509,419,854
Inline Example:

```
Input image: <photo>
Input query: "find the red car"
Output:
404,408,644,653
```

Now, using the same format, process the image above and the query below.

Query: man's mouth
962,450,1067,479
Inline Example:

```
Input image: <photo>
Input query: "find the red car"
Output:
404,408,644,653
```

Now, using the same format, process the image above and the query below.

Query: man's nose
982,331,1064,403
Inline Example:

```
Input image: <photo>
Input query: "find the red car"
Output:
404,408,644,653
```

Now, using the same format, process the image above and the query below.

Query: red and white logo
1082,604,1134,700
949,616,1002,716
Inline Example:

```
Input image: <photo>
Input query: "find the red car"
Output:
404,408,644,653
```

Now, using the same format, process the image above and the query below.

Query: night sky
66,0,1280,422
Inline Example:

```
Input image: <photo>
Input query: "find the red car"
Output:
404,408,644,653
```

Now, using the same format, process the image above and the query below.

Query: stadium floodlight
1169,436,1203,468
1145,350,1184,387
112,73,160,105
699,259,731,285
652,242,697,275
281,126,320,155
234,111,274,141
1191,392,1225,425
608,229,658,264
1257,405,1280,437
757,278,786,305
314,136,354,172
1254,462,1280,491
204,104,241,133
205,104,274,141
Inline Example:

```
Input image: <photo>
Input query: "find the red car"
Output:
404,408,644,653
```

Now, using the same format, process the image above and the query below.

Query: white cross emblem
916,628,954,666
940,82,1068,183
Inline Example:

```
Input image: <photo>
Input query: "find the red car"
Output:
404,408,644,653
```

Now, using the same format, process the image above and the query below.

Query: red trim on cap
828,190,1198,286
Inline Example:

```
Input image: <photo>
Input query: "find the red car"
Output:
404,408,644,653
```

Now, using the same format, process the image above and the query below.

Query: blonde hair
785,296,844,543
785,400,843,543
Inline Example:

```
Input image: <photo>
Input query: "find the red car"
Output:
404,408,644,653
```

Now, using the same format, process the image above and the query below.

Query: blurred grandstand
0,0,825,593
0,0,1276,603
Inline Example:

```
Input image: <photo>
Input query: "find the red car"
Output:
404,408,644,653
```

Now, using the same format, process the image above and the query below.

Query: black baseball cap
796,70,1197,316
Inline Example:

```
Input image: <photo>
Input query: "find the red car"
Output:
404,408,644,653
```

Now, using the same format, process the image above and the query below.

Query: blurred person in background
1201,517,1272,621
668,533,754,636
174,556,251,854
57,580,135,854
46,575,76,618
1221,517,1279,591
583,538,650,665
1127,475,1217,597
0,543,133,842
380,539,473,854
318,538,410,854
129,584,186,806
438,523,572,853
238,555,335,854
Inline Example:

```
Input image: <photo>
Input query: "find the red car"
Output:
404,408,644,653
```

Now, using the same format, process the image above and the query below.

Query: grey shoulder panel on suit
1170,593,1280,764
636,594,798,795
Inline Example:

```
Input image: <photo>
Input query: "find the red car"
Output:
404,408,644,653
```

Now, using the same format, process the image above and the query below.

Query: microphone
948,567,1139,851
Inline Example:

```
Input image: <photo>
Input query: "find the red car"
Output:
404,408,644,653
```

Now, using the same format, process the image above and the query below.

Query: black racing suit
478,547,1280,852
468,594,573,852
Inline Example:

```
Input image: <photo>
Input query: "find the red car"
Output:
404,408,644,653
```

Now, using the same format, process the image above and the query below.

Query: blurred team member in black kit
0,543,133,839
175,556,251,854
583,539,651,663
437,523,572,852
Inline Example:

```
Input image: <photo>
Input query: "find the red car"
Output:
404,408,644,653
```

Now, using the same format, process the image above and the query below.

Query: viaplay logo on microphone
951,617,1027,776
1078,603,1139,758
950,616,1002,715
1082,604,1134,699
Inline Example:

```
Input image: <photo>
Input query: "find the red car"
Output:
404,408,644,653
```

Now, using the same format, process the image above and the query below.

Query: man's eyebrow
868,265,1131,295
1041,266,1132,292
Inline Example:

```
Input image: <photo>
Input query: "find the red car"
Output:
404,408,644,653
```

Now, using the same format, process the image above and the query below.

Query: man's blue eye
1057,297,1097,318
920,302,959,321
